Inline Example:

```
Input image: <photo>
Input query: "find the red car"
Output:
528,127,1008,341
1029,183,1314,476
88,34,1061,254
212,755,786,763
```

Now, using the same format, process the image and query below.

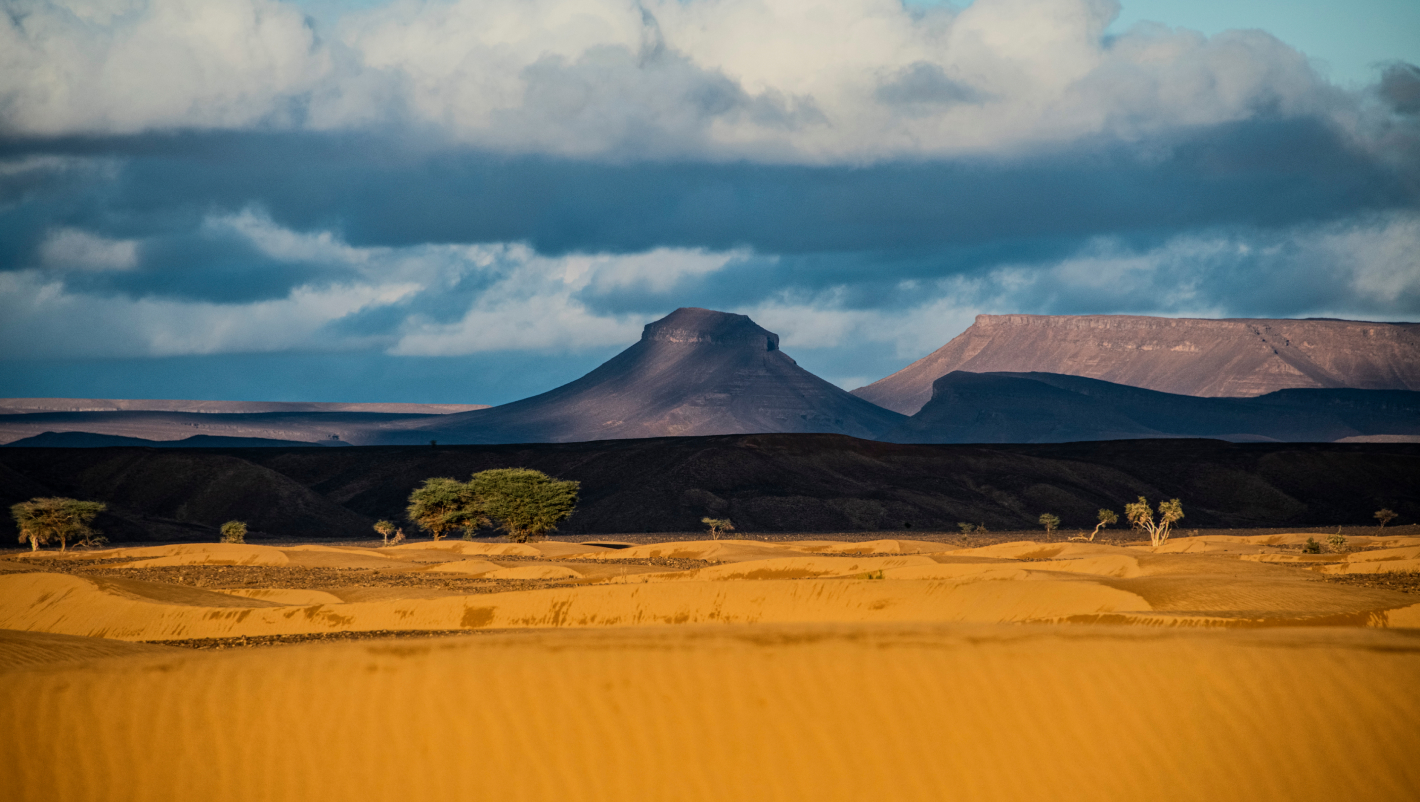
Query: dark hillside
1,436,1415,542
0,448,372,542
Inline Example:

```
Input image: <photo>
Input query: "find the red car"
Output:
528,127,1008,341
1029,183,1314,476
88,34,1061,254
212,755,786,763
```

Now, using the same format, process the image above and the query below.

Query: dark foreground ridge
888,372,1420,443
1,435,1414,542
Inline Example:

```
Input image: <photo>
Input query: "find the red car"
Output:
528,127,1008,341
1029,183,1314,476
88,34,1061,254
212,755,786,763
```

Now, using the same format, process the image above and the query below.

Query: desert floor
3,532,1419,801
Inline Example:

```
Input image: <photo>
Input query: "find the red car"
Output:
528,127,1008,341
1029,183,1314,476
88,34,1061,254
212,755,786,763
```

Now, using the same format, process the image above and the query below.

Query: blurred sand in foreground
2,534,1418,800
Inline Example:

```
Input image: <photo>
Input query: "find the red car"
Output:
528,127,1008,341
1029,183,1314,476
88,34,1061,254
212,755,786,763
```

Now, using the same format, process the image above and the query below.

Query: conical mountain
386,308,905,444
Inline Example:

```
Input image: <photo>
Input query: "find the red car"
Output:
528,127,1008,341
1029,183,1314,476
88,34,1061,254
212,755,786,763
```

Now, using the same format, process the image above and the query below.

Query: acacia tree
1375,509,1398,529
701,517,735,540
1038,513,1061,537
12,497,107,552
471,468,579,543
1076,509,1118,542
1124,497,1184,547
407,478,486,541
374,519,396,545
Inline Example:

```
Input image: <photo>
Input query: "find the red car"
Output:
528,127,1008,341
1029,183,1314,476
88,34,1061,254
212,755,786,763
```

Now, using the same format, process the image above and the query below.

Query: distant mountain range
2,432,333,449
853,314,1420,414
3,309,1417,447
0,399,488,415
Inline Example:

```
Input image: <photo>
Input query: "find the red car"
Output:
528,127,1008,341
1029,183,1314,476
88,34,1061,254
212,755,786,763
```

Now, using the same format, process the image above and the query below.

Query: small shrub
390,528,406,545
1326,533,1349,552
75,532,108,549
1302,537,1322,554
219,521,248,544
957,522,976,534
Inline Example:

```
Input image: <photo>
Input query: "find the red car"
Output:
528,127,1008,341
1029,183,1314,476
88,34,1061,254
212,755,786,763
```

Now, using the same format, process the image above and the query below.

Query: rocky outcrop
853,315,1420,414
380,308,906,444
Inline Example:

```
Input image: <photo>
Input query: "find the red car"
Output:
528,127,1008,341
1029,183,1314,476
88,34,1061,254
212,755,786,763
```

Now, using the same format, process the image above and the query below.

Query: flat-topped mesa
642,308,779,351
853,313,1420,415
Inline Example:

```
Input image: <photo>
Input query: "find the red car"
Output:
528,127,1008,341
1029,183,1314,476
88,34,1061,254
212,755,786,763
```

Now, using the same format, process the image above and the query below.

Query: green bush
219,521,248,544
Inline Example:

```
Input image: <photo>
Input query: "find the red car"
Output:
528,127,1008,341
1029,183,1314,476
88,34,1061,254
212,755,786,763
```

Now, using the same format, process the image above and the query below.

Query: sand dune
3,533,1419,800
0,571,1154,639
0,628,184,671
2,624,1418,802
4,534,1419,640
90,542,293,566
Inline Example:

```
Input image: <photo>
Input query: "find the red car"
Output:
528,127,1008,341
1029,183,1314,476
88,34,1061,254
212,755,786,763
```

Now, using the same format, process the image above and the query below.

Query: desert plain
2,531,1419,801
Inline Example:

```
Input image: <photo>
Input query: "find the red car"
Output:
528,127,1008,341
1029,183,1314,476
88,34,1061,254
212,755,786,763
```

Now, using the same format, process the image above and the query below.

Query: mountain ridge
853,314,1420,414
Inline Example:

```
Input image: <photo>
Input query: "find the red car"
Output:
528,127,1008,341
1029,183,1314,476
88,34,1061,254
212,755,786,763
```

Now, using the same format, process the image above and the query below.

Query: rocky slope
2,437,1415,540
853,315,1420,414
378,308,906,444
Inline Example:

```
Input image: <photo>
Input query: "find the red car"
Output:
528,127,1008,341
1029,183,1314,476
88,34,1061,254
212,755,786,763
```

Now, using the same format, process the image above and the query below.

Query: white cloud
0,0,1360,161
39,227,140,270
1,208,1414,370
0,0,329,134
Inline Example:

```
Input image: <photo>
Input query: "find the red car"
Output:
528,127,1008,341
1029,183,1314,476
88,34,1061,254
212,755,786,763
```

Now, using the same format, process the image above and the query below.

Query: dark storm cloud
3,113,1411,261
1380,62,1420,115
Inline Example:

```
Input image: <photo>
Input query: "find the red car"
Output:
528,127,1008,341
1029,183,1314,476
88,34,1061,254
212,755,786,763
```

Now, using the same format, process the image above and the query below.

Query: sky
1,0,1417,404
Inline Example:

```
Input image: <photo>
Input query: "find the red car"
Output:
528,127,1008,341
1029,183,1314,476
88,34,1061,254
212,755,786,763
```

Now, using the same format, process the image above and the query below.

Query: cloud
0,1,1414,404
0,0,329,134
0,0,1376,163
3,113,1406,266
39,227,138,269
1,207,1414,373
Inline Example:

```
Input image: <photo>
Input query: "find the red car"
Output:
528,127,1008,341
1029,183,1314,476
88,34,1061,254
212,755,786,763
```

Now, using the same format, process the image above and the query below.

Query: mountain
884,371,1420,444
0,410,448,447
0,399,488,415
853,315,1420,414
376,308,906,444
2,432,332,448
2,437,1415,541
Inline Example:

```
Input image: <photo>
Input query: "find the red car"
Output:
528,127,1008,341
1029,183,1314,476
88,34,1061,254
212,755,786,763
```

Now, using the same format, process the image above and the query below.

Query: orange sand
3,535,1419,800
2,624,1418,802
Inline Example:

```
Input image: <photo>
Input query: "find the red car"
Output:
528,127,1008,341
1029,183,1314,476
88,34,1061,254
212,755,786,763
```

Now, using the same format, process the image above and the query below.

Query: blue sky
1,0,1417,404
